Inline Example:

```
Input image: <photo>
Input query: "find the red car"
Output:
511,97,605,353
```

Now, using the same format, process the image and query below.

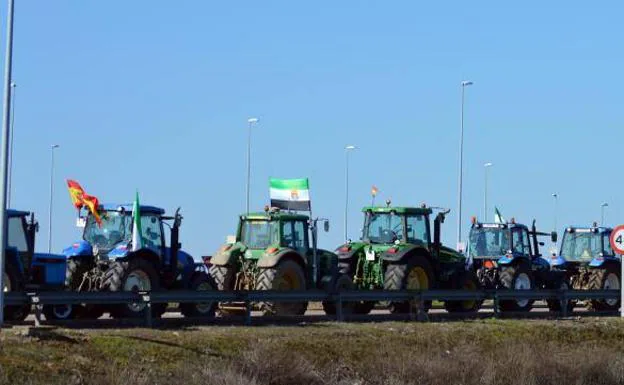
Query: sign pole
608,224,624,318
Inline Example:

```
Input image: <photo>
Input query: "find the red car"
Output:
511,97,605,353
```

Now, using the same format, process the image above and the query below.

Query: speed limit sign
609,225,624,255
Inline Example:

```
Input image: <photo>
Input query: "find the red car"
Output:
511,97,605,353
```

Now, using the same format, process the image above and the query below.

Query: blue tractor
3,209,66,322
549,224,621,311
50,203,216,320
467,218,562,312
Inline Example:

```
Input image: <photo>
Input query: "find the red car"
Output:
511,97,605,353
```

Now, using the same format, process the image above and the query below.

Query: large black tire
444,270,482,313
256,259,308,316
180,272,217,318
546,275,576,313
338,260,376,314
101,258,162,319
498,264,534,312
384,256,434,314
586,265,621,311
322,274,355,316
43,259,92,321
209,265,237,291
3,260,30,322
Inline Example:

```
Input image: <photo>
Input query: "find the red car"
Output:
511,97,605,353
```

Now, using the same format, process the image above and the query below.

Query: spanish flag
67,179,85,209
82,193,102,226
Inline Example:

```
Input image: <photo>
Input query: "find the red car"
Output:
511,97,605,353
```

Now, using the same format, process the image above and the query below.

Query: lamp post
0,0,16,326
456,80,473,251
7,81,14,207
246,117,258,214
483,162,493,221
552,193,558,233
601,202,608,226
48,144,59,253
344,145,357,242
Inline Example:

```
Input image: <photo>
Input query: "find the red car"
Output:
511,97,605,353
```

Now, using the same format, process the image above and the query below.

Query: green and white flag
494,207,505,224
131,191,143,251
269,178,311,211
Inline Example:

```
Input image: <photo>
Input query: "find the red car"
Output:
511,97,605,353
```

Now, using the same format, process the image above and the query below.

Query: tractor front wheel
3,261,30,322
322,274,355,316
546,276,576,313
586,265,620,311
384,256,434,314
180,272,217,318
444,270,481,313
498,264,534,312
256,259,307,316
338,260,375,315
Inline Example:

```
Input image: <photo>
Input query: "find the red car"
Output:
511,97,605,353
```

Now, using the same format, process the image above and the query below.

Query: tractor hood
62,240,93,257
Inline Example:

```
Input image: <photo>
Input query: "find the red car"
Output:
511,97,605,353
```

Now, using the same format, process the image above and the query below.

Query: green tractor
209,207,350,316
335,203,479,314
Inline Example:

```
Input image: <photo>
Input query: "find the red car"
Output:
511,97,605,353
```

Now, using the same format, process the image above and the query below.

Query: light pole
0,0,16,326
48,144,59,253
483,162,492,221
246,117,258,214
7,81,14,207
552,193,558,233
456,80,473,251
601,202,608,226
344,145,357,242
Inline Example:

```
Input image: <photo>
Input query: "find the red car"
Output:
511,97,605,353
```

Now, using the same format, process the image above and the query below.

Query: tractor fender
589,256,620,269
381,245,428,263
124,249,161,270
549,254,567,267
62,240,93,258
257,248,306,269
335,242,366,261
497,254,519,266
210,243,245,266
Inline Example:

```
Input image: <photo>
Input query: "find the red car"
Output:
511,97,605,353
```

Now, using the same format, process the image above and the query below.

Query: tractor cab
552,225,614,267
6,210,36,276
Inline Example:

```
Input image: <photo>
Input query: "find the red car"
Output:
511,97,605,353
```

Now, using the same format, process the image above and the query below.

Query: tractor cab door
282,219,309,256
7,215,31,275
511,227,531,258
139,214,166,258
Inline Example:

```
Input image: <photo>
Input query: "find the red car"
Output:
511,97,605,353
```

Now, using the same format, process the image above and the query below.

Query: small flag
269,178,311,211
494,207,505,224
82,193,102,226
67,180,86,209
131,191,143,251
371,185,379,197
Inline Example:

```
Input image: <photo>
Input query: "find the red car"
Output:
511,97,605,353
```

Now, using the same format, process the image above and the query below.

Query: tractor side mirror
539,241,545,246
551,232,558,243
177,242,182,249
324,221,330,232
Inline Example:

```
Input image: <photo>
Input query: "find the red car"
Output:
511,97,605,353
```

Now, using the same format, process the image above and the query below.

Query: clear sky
4,1,623,257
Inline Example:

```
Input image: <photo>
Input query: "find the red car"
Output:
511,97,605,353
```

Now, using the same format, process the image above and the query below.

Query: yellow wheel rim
461,279,477,310
406,266,429,290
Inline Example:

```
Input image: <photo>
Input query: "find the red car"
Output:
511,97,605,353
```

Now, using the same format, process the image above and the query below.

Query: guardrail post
30,294,41,327
142,293,152,328
560,290,568,318
493,292,500,318
336,293,343,322
416,293,428,322
245,299,252,326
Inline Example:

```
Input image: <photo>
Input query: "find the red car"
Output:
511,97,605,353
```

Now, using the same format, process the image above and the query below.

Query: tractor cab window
140,214,163,253
84,211,131,252
468,227,510,257
406,215,428,244
282,220,307,250
363,212,403,244
602,233,614,256
7,216,28,253
560,231,601,261
511,229,528,255
241,220,279,249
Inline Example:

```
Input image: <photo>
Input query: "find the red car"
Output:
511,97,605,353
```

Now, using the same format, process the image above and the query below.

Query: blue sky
4,1,623,257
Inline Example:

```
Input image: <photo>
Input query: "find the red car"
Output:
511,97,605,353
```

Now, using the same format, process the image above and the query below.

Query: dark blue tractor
467,218,562,312
549,224,621,311
49,204,216,320
3,209,66,322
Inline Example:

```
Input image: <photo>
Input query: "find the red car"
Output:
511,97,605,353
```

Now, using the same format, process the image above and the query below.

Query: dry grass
0,318,623,385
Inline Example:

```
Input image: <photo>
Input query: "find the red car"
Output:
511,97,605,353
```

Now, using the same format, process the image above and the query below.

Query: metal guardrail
3,288,621,328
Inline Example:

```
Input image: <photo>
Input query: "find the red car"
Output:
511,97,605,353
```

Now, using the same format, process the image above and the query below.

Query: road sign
609,225,624,255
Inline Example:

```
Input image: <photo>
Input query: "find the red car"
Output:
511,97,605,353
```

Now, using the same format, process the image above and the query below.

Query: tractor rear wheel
3,261,30,322
180,272,217,318
586,265,620,311
322,274,355,316
498,264,534,312
256,259,307,316
209,265,243,315
338,260,375,314
102,258,162,319
44,259,95,321
384,256,434,314
444,270,481,313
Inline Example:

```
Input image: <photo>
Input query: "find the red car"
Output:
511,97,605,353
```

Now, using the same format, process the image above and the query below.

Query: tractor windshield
240,220,279,249
560,231,602,261
363,212,404,244
468,227,511,258
7,216,28,253
83,211,131,251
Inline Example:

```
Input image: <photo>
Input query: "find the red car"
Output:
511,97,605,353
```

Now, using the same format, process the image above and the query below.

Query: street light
0,0,16,326
246,117,259,214
344,145,357,242
7,81,14,207
48,144,60,253
483,162,493,221
601,202,608,226
456,80,473,251
552,193,558,233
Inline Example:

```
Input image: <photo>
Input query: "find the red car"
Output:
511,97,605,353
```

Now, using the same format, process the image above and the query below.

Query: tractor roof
98,203,165,215
472,222,528,230
565,226,612,233
362,206,432,215
242,211,309,221
7,209,29,217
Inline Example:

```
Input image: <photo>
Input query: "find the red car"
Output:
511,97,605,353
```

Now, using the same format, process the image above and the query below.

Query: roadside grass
0,318,623,385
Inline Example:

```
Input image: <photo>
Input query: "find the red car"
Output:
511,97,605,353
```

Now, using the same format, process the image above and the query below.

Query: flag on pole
494,207,505,224
131,191,143,251
66,180,85,209
269,178,311,211
82,193,102,225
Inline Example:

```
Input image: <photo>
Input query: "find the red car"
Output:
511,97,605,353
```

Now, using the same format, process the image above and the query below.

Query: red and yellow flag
67,180,85,209
371,185,379,197
82,193,102,225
